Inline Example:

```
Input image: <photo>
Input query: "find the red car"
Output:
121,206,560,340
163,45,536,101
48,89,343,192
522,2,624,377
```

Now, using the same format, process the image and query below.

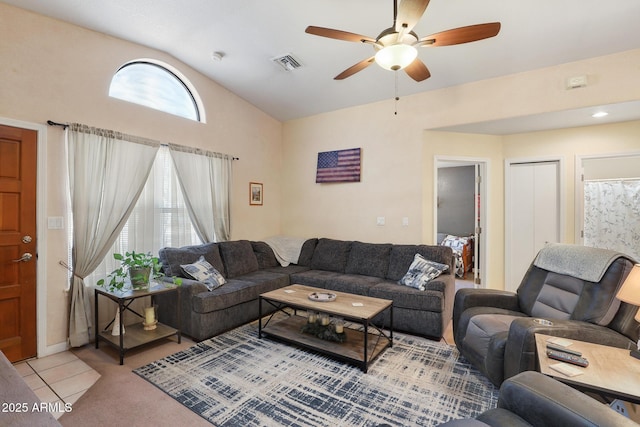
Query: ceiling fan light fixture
374,44,417,71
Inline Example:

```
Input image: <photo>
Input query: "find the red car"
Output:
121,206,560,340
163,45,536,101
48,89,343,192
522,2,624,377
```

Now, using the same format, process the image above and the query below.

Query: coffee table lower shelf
260,315,390,372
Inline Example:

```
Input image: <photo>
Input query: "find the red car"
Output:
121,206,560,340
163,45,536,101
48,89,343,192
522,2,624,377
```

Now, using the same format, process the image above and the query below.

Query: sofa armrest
453,289,520,333
495,371,637,427
157,277,209,337
503,317,635,380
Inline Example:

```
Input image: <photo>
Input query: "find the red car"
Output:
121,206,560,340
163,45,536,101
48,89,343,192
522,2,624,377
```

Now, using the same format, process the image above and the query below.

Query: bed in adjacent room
438,233,474,278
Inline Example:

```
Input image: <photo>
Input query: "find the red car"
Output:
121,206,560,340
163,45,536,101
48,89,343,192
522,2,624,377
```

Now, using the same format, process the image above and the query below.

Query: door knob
13,253,33,263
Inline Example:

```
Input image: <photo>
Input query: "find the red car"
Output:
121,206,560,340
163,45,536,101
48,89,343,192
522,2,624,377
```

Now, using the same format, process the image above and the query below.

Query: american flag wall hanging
316,148,361,183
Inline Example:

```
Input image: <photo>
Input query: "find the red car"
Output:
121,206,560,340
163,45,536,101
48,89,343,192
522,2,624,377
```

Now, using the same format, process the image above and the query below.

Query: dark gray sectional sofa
155,238,454,342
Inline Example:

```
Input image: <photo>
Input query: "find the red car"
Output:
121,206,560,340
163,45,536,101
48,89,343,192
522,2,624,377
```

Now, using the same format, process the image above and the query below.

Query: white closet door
506,161,560,292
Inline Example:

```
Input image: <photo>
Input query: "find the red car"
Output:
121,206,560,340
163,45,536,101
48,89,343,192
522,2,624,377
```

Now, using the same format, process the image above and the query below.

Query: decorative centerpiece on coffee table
308,292,337,302
301,310,346,343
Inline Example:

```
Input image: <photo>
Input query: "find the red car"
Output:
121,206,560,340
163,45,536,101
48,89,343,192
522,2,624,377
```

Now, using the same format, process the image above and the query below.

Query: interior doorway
435,157,487,288
576,153,640,259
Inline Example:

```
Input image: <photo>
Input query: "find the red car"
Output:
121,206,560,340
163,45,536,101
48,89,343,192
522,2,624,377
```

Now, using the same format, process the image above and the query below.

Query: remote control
546,350,589,367
546,343,582,356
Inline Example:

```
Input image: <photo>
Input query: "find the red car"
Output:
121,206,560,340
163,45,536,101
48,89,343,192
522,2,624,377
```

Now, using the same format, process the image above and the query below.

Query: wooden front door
0,124,37,362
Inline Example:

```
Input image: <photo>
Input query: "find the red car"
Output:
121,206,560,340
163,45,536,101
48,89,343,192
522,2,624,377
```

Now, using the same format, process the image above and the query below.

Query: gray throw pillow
399,253,449,291
181,256,226,291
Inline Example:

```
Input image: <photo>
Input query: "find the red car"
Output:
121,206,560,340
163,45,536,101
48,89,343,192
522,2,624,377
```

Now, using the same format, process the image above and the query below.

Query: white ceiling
4,0,640,132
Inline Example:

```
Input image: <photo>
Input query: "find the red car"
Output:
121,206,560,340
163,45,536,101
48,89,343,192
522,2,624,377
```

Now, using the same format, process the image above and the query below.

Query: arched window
109,60,204,122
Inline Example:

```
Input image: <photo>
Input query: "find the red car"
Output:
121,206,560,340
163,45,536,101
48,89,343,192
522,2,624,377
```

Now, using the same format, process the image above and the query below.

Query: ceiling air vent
272,54,302,71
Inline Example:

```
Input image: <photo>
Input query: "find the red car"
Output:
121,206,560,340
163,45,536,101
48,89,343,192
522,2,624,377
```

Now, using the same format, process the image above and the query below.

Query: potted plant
97,251,163,292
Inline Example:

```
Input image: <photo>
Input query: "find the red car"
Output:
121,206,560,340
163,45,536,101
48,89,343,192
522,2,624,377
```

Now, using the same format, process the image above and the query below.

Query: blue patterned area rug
134,321,498,426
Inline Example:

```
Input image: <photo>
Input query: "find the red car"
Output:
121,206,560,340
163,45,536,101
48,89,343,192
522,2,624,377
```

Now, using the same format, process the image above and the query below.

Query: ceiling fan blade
305,26,375,43
334,57,376,80
404,58,431,82
418,22,501,47
395,0,430,33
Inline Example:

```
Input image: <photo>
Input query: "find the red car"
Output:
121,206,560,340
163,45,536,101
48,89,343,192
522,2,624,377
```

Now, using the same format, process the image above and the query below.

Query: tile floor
13,351,100,420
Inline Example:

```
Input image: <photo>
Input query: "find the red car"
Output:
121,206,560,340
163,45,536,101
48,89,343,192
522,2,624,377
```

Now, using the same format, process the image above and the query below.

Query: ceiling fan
305,0,501,82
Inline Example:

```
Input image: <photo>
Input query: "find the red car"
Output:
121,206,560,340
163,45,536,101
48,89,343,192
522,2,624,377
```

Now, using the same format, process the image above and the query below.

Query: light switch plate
48,216,64,229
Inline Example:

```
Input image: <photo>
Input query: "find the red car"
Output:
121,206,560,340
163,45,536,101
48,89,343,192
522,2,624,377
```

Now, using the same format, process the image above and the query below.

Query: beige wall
422,132,504,288
0,4,283,353
503,120,640,245
282,48,640,290
282,105,425,243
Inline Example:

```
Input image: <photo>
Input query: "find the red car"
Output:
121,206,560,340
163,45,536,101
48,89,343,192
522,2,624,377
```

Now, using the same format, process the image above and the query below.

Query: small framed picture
249,182,263,205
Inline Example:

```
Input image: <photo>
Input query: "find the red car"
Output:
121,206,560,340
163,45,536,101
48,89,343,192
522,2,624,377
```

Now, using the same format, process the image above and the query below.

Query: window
82,146,201,288
109,60,204,122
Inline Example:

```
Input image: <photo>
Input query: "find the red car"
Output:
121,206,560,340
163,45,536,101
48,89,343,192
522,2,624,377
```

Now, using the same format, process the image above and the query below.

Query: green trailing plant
97,251,163,292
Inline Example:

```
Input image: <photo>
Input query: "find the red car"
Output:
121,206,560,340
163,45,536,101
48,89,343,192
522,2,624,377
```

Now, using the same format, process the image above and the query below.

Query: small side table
535,333,640,404
95,282,181,365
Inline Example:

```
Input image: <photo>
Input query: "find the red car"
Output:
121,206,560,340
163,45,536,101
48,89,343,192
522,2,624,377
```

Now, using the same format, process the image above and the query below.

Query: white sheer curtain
169,144,232,242
584,179,640,261
83,146,201,289
67,124,159,347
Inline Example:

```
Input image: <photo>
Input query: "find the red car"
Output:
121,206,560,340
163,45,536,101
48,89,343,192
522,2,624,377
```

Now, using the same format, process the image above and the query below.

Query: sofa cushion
251,241,280,269
345,241,392,279
181,256,226,291
297,238,318,267
310,238,352,273
191,279,257,313
191,273,287,314
386,244,453,281
218,240,259,278
290,270,343,290
159,242,225,278
328,274,383,295
232,270,290,288
263,265,311,275
398,253,449,291
369,280,445,312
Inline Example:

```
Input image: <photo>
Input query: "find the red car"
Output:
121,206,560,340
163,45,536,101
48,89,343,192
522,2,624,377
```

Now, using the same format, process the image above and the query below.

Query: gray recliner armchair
440,371,637,427
453,243,639,386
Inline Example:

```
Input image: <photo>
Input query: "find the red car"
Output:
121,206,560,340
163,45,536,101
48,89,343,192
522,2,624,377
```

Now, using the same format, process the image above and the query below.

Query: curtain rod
585,177,640,182
47,120,68,129
46,119,239,160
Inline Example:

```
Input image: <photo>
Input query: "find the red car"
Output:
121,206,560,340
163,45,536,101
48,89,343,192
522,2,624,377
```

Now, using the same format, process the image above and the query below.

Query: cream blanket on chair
264,236,307,267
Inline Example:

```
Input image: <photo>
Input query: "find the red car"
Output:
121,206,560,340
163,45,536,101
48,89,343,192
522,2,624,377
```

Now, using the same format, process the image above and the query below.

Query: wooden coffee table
259,284,393,373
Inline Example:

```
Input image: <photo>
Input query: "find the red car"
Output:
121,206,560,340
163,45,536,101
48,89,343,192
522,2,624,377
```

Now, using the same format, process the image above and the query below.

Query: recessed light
592,111,608,118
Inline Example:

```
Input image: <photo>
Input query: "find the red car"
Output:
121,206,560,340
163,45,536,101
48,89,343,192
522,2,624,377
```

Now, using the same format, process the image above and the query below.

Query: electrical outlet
610,399,629,418
402,217,409,226
376,217,385,226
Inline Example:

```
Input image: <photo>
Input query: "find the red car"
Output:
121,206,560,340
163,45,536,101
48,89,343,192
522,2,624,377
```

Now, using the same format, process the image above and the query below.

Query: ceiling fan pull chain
394,71,399,115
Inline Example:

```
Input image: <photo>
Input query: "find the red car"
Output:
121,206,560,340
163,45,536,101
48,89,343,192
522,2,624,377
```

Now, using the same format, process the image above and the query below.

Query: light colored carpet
135,320,498,426
58,336,211,427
